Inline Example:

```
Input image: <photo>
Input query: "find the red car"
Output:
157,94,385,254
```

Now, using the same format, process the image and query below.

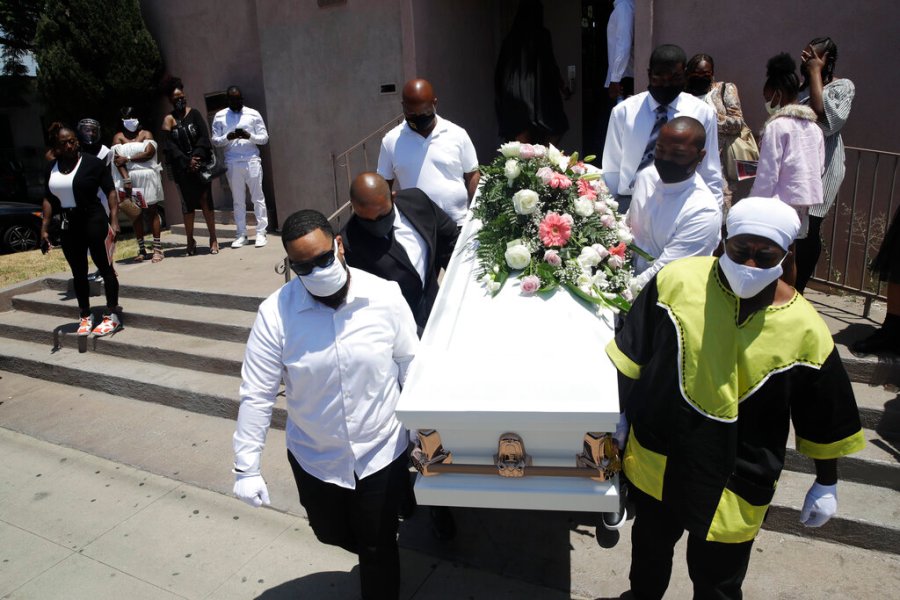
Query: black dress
164,108,212,212
871,206,900,283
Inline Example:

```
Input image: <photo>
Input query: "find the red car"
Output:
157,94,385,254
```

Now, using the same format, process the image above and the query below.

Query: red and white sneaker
91,313,121,337
76,315,94,336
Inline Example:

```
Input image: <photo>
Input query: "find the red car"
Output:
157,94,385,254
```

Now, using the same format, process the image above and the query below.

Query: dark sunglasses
289,248,336,276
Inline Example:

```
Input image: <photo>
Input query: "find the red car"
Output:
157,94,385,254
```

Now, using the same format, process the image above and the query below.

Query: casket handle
411,429,453,476
576,432,621,480
495,432,532,477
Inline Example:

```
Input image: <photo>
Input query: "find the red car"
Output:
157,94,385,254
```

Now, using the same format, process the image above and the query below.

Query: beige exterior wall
138,0,895,224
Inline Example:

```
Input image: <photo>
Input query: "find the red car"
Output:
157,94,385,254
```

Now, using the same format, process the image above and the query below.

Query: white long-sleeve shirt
627,166,722,290
233,268,419,489
211,106,269,163
605,0,634,87
602,91,724,206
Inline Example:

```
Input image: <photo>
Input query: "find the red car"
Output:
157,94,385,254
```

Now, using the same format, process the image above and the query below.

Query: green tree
34,0,163,131
0,0,41,77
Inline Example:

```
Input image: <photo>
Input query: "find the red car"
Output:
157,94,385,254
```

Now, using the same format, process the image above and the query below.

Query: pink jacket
751,104,825,207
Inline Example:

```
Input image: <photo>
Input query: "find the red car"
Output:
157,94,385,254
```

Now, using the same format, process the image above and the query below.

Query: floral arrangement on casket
472,141,646,312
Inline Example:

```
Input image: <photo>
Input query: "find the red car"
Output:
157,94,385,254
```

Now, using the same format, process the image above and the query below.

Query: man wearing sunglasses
232,209,418,600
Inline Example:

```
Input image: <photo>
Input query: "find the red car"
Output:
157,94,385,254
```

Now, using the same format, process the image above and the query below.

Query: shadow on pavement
254,566,360,599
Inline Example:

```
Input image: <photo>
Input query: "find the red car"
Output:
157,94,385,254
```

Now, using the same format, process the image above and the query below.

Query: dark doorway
581,0,614,158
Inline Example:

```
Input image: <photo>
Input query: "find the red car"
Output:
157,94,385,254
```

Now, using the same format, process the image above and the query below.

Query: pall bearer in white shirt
232,209,418,600
212,85,270,248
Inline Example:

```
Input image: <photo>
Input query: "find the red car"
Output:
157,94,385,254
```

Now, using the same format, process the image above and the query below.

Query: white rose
561,213,574,226
606,197,619,211
504,159,522,181
592,244,610,260
499,142,521,158
592,271,609,289
547,144,568,172
578,246,602,267
512,189,539,215
594,200,608,214
504,243,532,270
608,254,625,270
486,280,501,294
617,225,634,245
573,196,595,218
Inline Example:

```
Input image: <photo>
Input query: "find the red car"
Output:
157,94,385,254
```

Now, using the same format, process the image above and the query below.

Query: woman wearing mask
40,123,122,336
750,53,825,286
794,37,855,293
161,77,219,255
685,53,747,210
111,107,165,262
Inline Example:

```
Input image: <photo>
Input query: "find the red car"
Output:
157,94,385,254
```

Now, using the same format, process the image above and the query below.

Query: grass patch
0,237,139,289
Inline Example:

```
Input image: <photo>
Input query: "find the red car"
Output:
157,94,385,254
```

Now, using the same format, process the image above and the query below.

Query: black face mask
648,84,682,106
173,98,187,112
357,205,395,238
406,112,435,132
654,157,697,184
228,100,243,112
686,76,712,96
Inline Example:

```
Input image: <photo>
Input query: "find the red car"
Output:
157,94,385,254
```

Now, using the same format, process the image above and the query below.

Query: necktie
632,104,669,187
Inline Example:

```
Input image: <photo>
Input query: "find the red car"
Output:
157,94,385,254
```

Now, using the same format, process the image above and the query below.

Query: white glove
799,481,837,527
233,472,271,508
613,413,629,449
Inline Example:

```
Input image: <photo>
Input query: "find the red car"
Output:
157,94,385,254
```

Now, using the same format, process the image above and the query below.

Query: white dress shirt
377,115,479,225
394,208,428,286
602,91,724,206
233,267,419,489
211,106,269,163
605,0,634,87
627,166,722,290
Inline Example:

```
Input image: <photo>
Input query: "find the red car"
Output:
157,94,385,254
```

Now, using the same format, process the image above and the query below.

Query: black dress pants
629,487,754,600
287,450,407,600
60,208,118,317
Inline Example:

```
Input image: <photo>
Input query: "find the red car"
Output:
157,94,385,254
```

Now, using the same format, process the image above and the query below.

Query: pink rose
594,200,608,214
561,213,574,226
539,212,572,247
520,275,541,295
608,254,625,270
600,213,616,228
548,172,572,189
536,166,554,184
544,249,562,267
519,144,536,159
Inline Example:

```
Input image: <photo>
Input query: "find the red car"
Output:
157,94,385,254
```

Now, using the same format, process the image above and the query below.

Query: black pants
60,209,119,318
287,450,407,600
794,215,824,293
629,487,754,600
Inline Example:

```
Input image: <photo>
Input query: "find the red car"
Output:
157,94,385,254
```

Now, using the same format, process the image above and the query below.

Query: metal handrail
812,146,899,317
329,114,404,230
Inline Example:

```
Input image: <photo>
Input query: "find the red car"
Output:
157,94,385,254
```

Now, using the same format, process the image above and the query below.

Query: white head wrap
726,197,800,251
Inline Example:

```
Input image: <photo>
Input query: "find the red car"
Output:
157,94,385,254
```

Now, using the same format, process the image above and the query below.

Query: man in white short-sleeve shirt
377,79,480,226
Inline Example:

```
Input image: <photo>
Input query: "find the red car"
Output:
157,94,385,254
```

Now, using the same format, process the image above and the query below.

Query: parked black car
0,201,43,253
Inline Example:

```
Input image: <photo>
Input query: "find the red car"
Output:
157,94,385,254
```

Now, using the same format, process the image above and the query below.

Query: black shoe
430,506,456,541
602,480,628,530
851,328,900,356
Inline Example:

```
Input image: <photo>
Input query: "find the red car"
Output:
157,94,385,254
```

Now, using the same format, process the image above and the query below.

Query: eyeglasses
289,248,336,276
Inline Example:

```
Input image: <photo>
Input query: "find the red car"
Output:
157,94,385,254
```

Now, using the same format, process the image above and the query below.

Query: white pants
227,158,268,236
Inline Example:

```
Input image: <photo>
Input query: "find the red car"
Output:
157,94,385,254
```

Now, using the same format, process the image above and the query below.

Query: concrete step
0,339,285,430
40,273,266,313
838,342,900,388
766,468,900,555
0,310,245,377
852,380,900,433
785,427,899,491
11,289,255,343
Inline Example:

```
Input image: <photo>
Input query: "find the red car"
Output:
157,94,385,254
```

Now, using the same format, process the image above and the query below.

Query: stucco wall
643,0,894,152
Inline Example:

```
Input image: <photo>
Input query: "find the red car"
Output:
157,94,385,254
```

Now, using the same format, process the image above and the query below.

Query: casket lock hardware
412,430,621,480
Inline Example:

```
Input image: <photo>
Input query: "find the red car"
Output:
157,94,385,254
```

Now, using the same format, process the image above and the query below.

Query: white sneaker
255,233,267,248
231,235,248,249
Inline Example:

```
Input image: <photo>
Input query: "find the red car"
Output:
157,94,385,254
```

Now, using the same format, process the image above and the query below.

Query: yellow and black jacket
606,256,864,543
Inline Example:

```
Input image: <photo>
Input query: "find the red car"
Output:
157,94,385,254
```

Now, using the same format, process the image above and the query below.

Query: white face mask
298,242,348,297
719,252,784,299
764,93,781,116
123,118,140,132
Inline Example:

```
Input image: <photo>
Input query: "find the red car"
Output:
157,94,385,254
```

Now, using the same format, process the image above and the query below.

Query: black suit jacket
342,188,459,336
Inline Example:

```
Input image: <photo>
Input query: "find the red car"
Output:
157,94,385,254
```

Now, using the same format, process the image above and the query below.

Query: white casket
396,216,622,513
